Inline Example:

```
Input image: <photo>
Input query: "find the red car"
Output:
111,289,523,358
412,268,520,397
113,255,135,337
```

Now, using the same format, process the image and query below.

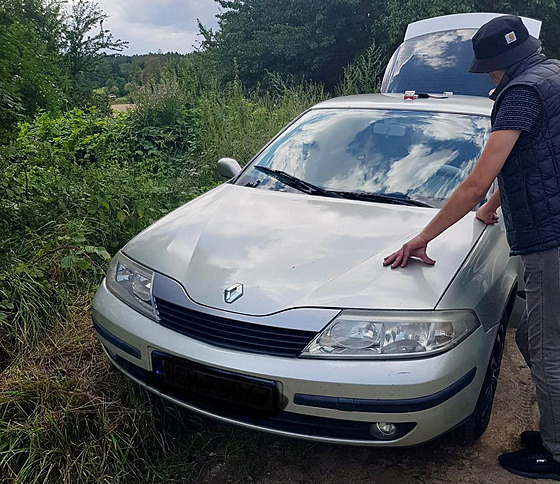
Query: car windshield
236,108,490,208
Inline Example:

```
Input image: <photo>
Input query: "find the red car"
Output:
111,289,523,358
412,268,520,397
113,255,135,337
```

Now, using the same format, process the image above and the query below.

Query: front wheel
458,310,509,443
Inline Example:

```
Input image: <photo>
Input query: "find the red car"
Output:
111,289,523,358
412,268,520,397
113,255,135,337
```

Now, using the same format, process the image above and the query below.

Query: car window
236,108,490,208
382,30,496,97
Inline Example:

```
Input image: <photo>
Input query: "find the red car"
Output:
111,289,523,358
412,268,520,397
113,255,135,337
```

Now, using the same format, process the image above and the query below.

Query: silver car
92,14,534,446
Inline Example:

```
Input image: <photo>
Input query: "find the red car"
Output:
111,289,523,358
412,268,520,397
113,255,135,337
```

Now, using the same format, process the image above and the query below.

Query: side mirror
217,157,242,180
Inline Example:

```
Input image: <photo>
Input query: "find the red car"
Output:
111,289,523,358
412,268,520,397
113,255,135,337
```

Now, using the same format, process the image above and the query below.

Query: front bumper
92,279,496,446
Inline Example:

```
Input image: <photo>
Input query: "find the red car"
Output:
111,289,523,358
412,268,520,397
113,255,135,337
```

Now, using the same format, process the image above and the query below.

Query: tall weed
336,44,386,96
197,73,327,168
130,78,205,181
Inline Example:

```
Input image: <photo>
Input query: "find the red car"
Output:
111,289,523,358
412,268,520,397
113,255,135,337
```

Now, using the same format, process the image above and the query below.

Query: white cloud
90,0,220,54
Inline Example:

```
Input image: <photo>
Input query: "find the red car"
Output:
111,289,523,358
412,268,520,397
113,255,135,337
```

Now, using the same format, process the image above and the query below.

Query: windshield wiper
254,166,343,199
330,190,432,208
253,167,431,207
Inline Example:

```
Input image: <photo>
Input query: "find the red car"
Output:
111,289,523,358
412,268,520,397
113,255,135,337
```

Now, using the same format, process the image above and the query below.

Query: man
383,15,560,481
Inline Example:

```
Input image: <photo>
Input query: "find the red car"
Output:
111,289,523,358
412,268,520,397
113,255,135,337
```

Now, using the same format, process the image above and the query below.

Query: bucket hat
469,15,541,73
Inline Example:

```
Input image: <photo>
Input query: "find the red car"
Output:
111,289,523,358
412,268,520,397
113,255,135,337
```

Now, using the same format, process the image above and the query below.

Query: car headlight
105,251,157,320
301,310,480,359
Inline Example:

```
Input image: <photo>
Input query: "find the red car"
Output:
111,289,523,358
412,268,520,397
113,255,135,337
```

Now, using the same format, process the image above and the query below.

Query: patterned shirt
492,86,542,148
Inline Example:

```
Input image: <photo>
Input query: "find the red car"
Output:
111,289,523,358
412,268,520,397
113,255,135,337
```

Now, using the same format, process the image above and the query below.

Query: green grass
0,49,382,481
0,304,214,483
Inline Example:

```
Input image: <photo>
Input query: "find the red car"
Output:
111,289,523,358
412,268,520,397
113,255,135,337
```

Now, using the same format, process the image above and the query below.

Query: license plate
154,356,277,414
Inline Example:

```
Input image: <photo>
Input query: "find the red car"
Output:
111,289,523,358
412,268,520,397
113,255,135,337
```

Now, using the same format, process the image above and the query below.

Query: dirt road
111,103,134,114
194,329,550,484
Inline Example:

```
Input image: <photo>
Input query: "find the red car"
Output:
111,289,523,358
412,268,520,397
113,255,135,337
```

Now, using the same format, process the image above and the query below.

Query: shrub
0,105,206,354
336,44,385,96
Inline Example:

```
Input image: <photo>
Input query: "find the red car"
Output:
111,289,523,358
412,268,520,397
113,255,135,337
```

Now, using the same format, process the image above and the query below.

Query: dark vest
491,55,560,256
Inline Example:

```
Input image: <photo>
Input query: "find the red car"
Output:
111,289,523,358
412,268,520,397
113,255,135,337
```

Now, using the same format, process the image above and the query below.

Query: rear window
382,30,496,97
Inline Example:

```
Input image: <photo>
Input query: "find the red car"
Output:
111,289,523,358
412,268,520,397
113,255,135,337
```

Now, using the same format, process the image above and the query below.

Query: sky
93,0,221,55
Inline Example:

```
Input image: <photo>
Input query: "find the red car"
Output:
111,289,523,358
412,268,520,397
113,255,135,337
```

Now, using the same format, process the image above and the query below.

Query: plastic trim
293,367,477,413
92,317,141,359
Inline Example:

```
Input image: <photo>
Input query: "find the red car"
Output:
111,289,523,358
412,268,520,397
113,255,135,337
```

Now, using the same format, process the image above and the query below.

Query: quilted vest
491,55,560,256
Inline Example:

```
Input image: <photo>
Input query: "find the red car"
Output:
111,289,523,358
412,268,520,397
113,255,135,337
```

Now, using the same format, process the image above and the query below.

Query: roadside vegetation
0,0,556,481
0,62,335,484
0,23,381,484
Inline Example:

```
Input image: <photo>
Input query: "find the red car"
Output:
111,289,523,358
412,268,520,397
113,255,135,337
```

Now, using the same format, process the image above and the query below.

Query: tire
458,307,509,444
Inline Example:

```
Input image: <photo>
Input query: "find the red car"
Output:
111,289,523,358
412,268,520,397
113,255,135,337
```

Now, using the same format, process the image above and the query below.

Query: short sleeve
492,86,542,136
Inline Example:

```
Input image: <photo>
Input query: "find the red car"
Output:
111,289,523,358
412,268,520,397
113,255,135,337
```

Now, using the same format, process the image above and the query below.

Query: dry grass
111,104,135,115
0,292,280,483
0,294,188,483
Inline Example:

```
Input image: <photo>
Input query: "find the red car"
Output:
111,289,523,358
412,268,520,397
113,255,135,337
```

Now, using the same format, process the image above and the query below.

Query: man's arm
383,129,520,269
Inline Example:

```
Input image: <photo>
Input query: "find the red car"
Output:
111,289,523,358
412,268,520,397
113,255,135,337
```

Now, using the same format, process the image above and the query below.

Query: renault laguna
92,13,534,446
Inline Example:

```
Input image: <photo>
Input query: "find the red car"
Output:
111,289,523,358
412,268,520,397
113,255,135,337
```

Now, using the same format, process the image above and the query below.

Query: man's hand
476,203,499,224
382,131,517,270
476,190,501,225
383,235,436,269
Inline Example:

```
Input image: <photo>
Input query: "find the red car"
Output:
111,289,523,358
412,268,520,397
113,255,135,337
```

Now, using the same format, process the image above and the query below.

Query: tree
64,1,128,105
0,0,67,140
201,0,377,90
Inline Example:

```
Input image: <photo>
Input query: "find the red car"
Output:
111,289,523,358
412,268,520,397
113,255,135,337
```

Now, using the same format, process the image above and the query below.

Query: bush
336,44,386,96
0,105,206,354
0,68,331,481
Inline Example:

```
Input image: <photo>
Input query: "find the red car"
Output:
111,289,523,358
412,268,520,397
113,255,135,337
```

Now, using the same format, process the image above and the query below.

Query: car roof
311,93,494,117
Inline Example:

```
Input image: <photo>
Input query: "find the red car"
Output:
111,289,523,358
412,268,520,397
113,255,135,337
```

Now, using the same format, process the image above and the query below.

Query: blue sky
93,0,221,55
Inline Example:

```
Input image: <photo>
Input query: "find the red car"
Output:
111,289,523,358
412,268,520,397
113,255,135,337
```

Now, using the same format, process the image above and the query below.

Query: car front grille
154,297,317,357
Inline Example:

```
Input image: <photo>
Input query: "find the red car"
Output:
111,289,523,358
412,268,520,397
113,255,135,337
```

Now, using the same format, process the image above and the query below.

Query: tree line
199,0,560,89
4,0,560,142
0,0,125,140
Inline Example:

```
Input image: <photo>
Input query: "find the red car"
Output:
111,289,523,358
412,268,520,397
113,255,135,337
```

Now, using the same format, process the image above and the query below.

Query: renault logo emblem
224,283,244,304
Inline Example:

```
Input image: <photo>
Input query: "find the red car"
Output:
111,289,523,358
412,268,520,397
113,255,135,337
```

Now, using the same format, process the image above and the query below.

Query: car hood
124,184,484,315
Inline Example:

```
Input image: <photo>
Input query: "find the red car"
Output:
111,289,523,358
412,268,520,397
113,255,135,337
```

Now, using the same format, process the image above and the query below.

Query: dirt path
195,329,550,484
111,103,135,114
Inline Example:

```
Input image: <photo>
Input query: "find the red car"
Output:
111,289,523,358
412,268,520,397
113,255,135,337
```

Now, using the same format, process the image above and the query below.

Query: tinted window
236,109,490,207
382,30,496,97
